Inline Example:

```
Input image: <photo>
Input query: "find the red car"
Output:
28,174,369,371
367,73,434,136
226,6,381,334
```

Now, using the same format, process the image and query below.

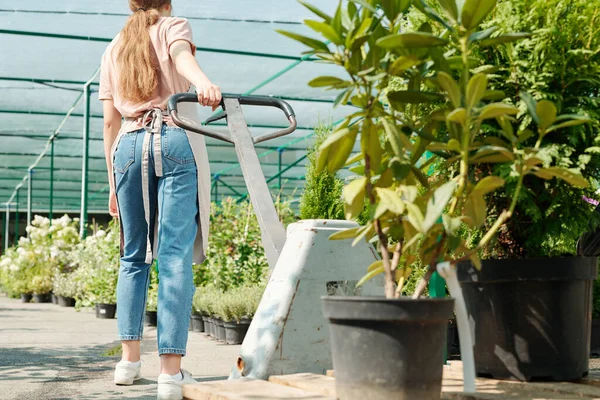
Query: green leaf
519,91,539,124
436,72,462,108
532,167,589,188
518,129,534,143
478,103,519,120
388,90,444,104
390,56,421,76
482,90,506,101
376,188,405,215
470,146,515,164
536,100,557,132
364,124,382,172
344,177,367,219
349,0,377,13
466,73,488,110
376,32,449,49
319,127,359,173
447,108,467,125
464,193,487,227
299,1,333,23
442,214,463,236
406,202,425,232
305,20,343,44
448,138,461,152
329,227,360,240
438,0,459,21
332,1,343,35
546,115,591,133
308,76,348,88
367,260,384,273
357,265,384,287
479,32,532,48
383,119,412,158
276,30,330,52
469,26,498,43
471,176,505,196
461,0,497,30
423,181,457,233
497,116,516,143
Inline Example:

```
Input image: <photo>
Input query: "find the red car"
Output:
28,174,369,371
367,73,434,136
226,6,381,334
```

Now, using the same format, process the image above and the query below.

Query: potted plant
53,272,77,307
280,0,594,397
145,268,158,327
30,268,53,303
191,289,207,333
222,285,263,345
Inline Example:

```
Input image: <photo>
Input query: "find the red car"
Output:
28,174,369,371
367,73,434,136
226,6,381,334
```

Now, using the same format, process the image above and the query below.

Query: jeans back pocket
163,127,195,165
113,131,138,174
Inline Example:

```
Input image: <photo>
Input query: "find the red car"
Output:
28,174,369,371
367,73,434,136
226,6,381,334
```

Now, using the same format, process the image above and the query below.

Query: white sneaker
157,369,196,400
114,360,142,385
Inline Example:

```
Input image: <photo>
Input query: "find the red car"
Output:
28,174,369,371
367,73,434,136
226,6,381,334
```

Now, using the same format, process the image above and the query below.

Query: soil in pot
145,311,158,326
58,296,76,307
592,320,600,357
322,296,454,400
215,318,226,342
224,319,251,345
20,293,32,303
96,303,117,319
191,314,204,333
458,257,597,382
33,293,51,303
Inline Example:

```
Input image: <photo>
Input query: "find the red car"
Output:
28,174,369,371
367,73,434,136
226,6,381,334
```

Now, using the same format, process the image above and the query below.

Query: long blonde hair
117,0,172,104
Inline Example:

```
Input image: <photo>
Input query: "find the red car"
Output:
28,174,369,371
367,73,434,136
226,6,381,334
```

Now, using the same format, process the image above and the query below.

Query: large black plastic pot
20,293,32,303
145,311,157,326
458,257,597,381
224,319,251,345
592,320,600,356
51,293,58,305
191,314,204,332
33,293,51,303
96,303,117,319
322,296,454,400
215,318,226,342
58,296,76,307
201,316,211,336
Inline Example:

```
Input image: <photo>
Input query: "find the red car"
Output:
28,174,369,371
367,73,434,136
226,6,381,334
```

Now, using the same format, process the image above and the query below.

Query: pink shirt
99,17,196,131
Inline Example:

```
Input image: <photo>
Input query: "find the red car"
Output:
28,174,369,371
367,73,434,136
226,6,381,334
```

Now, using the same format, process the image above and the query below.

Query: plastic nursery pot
322,296,454,400
58,296,76,307
202,316,212,336
20,293,32,303
458,256,598,381
33,293,51,303
592,320,600,357
145,311,158,327
191,314,205,333
215,318,227,342
224,319,251,345
51,293,58,305
95,303,117,319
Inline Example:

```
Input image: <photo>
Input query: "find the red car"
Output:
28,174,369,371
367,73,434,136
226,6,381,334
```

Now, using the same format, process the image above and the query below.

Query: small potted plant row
192,285,263,345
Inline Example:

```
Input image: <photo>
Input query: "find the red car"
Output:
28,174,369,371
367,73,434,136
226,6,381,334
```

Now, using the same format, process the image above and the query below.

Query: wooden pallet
183,363,600,400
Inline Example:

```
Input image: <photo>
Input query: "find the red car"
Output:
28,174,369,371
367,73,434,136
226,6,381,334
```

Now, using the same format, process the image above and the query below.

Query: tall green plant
280,0,592,299
300,123,346,220
468,0,600,257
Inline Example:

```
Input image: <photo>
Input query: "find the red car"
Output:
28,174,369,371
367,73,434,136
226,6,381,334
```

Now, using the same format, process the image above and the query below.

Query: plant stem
412,233,447,299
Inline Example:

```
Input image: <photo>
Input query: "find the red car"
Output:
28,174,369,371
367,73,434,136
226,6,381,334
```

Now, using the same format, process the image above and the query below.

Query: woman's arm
103,100,122,217
170,40,222,110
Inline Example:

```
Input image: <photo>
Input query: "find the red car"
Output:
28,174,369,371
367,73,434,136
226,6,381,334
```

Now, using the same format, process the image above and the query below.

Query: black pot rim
223,321,251,328
322,296,455,321
458,256,598,283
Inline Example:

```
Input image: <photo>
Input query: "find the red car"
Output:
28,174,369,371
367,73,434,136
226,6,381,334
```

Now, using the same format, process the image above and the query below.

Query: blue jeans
113,125,198,356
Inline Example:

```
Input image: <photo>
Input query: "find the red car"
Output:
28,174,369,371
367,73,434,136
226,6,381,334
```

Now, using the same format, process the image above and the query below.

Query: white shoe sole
114,375,142,386
156,388,183,400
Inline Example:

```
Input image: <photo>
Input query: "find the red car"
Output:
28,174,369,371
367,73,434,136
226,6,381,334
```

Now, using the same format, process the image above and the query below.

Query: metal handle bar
167,93,297,144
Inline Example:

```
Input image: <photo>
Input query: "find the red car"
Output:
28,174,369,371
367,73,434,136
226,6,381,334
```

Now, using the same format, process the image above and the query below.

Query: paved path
0,294,241,400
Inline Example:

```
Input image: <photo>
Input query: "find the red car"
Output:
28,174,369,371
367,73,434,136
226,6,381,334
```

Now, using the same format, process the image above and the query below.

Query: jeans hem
159,348,186,356
120,335,143,341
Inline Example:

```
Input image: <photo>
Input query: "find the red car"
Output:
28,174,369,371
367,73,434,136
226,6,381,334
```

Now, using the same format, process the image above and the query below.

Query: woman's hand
197,82,222,111
109,190,119,219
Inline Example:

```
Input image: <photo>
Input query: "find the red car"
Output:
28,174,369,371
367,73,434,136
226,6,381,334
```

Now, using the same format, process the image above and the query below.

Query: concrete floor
0,294,241,400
